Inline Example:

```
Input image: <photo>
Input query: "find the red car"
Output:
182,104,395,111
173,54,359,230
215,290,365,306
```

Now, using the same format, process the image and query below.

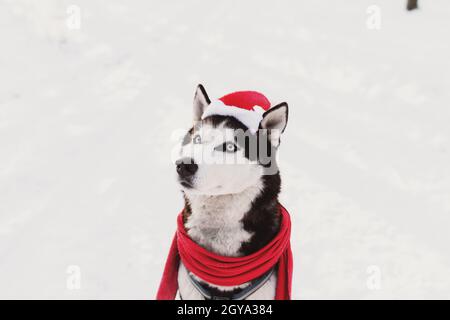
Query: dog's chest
185,190,258,256
178,184,279,298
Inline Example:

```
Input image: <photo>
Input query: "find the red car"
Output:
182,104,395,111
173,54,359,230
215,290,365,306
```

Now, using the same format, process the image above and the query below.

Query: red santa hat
201,91,271,133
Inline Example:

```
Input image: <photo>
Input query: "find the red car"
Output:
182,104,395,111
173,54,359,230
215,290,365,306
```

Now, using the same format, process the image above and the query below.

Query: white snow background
1,0,450,299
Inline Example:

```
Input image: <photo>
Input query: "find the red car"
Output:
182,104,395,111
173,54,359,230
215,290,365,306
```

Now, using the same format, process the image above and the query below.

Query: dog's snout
176,157,198,178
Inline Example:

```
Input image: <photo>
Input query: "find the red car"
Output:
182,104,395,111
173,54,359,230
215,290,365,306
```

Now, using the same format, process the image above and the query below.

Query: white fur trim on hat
201,100,265,133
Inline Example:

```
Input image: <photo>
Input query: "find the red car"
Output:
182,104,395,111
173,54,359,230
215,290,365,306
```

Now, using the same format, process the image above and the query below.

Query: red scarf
156,204,293,300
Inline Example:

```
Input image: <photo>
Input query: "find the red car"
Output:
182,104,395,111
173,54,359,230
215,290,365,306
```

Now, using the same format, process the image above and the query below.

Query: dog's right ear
193,84,210,122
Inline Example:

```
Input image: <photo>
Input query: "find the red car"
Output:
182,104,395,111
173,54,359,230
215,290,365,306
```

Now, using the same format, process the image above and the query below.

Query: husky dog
175,84,288,300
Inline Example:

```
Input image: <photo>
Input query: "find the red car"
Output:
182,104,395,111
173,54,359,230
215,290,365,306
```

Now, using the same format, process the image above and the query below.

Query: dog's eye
193,134,201,144
215,142,239,153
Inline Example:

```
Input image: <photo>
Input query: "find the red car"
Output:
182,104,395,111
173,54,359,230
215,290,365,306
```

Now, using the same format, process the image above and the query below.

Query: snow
1,0,450,299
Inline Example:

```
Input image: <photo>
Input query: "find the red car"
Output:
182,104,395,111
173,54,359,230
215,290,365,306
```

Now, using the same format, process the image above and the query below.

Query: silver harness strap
186,268,274,300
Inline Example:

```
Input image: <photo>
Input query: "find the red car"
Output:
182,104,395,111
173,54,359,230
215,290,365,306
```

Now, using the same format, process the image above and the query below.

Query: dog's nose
176,157,198,178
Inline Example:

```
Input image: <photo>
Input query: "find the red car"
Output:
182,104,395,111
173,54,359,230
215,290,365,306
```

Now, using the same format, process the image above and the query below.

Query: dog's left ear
193,84,211,122
259,102,288,147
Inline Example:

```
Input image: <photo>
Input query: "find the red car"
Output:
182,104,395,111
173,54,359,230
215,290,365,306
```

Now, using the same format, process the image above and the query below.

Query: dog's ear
259,102,288,147
193,84,210,122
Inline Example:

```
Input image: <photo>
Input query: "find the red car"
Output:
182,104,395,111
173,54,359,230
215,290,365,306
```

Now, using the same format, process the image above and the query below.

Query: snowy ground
1,0,450,299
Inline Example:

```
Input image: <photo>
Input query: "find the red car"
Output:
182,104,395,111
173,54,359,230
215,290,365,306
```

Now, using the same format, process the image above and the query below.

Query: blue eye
193,135,201,144
215,142,238,153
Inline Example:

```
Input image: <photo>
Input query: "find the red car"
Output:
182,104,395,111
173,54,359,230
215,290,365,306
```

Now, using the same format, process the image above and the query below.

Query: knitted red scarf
156,204,293,300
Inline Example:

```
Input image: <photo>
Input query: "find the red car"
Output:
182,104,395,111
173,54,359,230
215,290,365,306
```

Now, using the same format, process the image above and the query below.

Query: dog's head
175,84,288,196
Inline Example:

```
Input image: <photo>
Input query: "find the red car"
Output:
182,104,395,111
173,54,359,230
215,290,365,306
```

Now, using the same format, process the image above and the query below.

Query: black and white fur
175,84,288,300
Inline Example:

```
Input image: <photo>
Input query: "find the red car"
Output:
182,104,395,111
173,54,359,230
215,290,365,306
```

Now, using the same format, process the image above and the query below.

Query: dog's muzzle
176,157,198,179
